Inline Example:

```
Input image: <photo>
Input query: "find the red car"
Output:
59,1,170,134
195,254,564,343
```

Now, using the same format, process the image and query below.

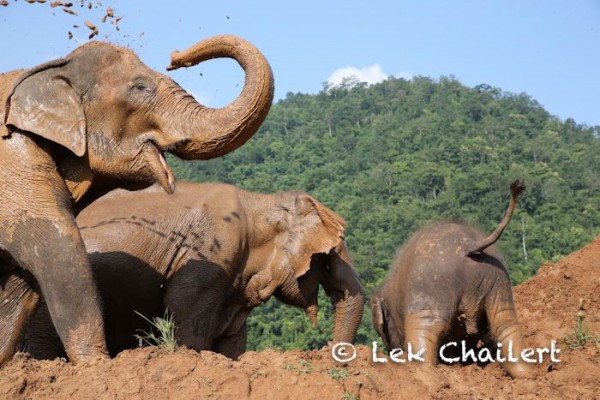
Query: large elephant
0,35,274,365
16,182,365,360
371,181,532,379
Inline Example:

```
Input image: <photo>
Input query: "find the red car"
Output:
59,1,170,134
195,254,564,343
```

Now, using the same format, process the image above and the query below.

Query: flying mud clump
3,0,122,39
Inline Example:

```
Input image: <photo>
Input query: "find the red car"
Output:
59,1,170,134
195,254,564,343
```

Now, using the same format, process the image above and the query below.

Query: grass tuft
564,312,599,351
328,366,349,381
134,309,178,353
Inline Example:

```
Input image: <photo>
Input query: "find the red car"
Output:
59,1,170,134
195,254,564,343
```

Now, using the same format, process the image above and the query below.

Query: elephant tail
465,180,526,256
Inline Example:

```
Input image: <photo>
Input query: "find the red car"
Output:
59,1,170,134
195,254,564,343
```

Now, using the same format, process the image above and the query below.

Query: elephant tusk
305,304,319,328
157,148,175,194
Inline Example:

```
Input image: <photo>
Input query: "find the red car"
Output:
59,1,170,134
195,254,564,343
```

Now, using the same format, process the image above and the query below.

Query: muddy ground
1,237,598,399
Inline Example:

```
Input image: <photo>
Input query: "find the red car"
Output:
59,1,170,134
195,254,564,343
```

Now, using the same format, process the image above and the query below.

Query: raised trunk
166,35,274,160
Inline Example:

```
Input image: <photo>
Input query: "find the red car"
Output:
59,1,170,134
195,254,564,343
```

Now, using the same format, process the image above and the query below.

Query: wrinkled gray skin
0,35,274,365
372,181,532,379
18,182,364,360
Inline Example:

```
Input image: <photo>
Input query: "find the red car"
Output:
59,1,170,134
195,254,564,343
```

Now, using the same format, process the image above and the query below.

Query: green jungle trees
169,76,600,350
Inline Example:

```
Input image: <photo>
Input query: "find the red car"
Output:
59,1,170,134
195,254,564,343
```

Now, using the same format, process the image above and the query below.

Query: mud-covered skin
0,35,274,366
372,182,531,379
18,182,364,360
0,264,39,364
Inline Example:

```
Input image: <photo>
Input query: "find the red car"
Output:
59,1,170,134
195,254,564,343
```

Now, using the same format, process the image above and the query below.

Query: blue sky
1,1,599,126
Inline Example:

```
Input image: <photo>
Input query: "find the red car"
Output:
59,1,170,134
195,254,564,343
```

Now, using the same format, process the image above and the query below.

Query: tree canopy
169,75,600,350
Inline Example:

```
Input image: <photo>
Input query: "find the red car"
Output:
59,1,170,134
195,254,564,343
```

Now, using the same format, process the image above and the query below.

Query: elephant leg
404,312,447,363
211,321,247,360
0,139,108,364
485,286,532,379
167,296,221,351
0,268,39,365
18,297,65,360
2,212,109,364
163,262,228,351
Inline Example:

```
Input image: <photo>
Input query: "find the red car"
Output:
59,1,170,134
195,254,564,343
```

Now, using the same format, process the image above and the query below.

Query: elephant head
242,191,365,344
3,35,274,198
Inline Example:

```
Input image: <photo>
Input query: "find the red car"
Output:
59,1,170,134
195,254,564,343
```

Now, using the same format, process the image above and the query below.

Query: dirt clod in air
50,1,73,7
5,0,123,39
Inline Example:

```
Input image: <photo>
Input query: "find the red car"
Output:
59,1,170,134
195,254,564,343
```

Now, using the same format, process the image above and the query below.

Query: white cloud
327,64,388,87
327,64,413,88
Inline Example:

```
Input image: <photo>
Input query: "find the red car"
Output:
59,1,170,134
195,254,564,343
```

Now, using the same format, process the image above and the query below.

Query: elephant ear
286,194,347,278
372,295,398,351
4,59,87,157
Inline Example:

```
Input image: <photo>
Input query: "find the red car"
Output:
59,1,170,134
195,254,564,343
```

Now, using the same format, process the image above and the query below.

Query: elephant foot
63,323,110,365
66,347,110,365
503,360,533,379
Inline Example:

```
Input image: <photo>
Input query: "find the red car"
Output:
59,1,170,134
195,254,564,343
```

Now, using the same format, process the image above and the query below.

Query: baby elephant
372,181,531,378
19,182,364,360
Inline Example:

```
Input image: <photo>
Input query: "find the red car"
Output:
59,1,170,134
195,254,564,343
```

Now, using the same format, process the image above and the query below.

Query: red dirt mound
1,237,599,399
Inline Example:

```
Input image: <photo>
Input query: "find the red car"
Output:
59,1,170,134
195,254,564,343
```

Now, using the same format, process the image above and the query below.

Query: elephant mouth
145,142,175,194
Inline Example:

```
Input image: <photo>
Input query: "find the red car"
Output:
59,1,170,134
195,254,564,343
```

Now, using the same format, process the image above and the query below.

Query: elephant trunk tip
466,179,526,256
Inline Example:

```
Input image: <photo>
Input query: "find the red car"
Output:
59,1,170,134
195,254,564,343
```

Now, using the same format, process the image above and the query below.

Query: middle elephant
21,182,365,359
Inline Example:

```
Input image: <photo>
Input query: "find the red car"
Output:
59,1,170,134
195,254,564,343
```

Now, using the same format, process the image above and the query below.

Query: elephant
0,35,274,365
15,182,365,360
371,181,532,378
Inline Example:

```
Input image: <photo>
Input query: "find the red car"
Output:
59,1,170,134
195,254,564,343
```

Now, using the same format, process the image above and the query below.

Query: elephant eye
130,79,153,95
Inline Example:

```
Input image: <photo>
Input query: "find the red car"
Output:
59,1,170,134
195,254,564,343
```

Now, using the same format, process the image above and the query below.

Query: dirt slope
1,237,599,399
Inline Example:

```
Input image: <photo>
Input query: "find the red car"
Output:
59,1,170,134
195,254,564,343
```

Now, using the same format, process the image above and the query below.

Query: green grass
298,359,314,374
564,313,599,351
282,363,296,371
282,359,313,374
134,310,178,353
328,367,349,381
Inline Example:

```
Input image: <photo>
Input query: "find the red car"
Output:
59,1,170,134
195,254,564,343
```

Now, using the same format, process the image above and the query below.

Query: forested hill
169,76,600,350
